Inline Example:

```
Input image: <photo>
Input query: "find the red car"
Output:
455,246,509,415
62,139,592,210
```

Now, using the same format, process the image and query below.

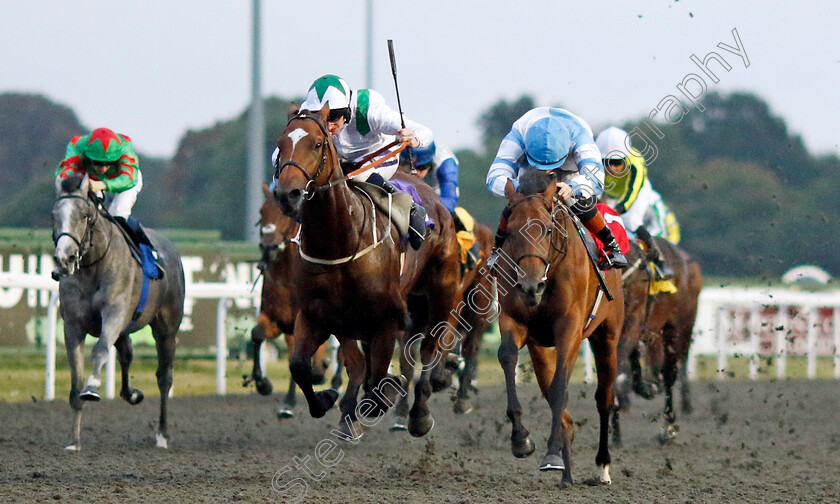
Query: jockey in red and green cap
53,128,157,280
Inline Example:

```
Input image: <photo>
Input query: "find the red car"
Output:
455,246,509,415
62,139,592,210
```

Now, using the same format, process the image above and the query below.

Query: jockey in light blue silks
486,107,628,270
272,74,434,249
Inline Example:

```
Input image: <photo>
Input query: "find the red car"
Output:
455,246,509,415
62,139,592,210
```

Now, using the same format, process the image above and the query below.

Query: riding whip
387,39,416,173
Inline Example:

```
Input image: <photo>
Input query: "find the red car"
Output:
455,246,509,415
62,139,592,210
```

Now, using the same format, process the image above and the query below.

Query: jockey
401,142,481,269
54,128,158,278
273,74,434,250
596,126,679,277
486,107,628,270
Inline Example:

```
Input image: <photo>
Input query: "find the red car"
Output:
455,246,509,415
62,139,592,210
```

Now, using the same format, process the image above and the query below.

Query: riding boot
120,216,165,278
583,211,628,270
368,173,427,250
634,226,673,279
408,204,427,250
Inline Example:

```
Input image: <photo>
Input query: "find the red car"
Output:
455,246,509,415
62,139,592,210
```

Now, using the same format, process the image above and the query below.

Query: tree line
1,91,837,278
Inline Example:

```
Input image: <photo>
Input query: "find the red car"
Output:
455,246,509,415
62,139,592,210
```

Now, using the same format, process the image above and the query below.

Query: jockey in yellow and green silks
596,126,680,276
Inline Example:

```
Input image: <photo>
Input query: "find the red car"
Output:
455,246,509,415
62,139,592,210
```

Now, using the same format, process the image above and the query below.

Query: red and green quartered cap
80,128,127,163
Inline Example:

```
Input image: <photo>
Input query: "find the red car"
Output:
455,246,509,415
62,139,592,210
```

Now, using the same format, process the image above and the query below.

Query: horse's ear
504,178,518,202
79,174,90,196
541,175,558,198
287,102,299,120
54,175,64,195
262,182,271,199
318,102,331,123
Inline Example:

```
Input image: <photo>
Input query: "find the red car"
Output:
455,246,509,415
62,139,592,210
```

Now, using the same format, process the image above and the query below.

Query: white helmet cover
300,74,352,112
596,126,632,159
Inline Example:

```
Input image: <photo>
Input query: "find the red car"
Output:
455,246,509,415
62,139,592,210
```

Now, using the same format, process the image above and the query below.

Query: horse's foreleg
288,314,335,418
660,324,680,442
152,322,176,449
115,333,144,405
589,329,618,485
541,326,582,484
80,308,125,400
312,342,328,385
64,329,85,451
335,339,365,440
679,359,693,415
454,328,483,415
498,321,534,458
391,336,416,429
245,319,274,396
362,328,403,421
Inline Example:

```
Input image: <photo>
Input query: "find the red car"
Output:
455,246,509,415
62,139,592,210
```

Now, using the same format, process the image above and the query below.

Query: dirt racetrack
1,378,838,503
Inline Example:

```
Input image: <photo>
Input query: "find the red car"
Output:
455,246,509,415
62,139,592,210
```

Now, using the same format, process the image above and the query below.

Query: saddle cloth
111,218,163,279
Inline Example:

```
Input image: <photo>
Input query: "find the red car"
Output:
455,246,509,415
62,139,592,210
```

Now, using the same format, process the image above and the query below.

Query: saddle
349,180,414,242
111,217,164,280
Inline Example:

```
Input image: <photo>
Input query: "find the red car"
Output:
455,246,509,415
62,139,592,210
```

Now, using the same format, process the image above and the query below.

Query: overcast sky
3,1,838,160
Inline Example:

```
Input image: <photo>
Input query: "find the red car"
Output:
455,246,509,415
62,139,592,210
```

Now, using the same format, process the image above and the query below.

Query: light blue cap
524,116,570,170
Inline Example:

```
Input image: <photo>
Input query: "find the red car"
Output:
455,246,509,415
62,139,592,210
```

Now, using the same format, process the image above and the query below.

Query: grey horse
52,173,185,451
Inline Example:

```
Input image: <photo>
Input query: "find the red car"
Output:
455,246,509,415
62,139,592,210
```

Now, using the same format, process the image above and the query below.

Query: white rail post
717,304,728,380
216,298,229,395
45,291,60,401
776,305,789,379
106,346,116,399
749,305,760,380
807,305,818,379
582,342,594,384
834,306,840,379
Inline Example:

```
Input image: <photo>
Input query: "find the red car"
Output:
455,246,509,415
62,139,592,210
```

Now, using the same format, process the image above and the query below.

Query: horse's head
258,182,297,270
502,169,562,307
52,173,98,277
272,104,339,218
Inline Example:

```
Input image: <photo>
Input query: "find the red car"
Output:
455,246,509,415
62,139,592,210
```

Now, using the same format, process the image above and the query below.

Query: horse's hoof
308,389,339,418
335,419,364,442
155,433,168,449
538,453,565,471
256,378,273,396
64,443,81,452
453,397,474,416
408,414,435,437
277,407,295,419
79,386,100,401
389,421,408,432
658,424,678,444
512,436,536,458
599,464,612,485
123,389,144,405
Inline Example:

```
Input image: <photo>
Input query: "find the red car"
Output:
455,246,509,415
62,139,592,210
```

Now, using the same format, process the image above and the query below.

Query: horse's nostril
536,282,546,295
288,189,302,202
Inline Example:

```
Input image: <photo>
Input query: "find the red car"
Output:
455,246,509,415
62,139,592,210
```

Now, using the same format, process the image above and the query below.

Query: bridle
53,194,108,269
507,194,570,282
274,112,333,199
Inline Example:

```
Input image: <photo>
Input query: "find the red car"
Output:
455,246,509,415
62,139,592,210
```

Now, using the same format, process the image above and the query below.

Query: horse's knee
497,340,518,368
68,390,83,411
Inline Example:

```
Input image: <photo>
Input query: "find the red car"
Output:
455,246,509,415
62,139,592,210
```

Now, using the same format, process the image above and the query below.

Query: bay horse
494,170,624,484
392,221,495,426
611,237,702,444
272,106,462,438
244,183,343,418
52,173,185,451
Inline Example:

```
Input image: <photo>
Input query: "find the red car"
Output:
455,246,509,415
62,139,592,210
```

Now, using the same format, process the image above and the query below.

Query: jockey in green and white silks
486,107,628,270
272,74,434,249
596,126,680,276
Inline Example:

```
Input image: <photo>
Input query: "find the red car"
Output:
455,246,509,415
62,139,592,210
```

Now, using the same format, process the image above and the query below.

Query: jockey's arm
565,141,605,199
436,157,459,213
486,130,525,197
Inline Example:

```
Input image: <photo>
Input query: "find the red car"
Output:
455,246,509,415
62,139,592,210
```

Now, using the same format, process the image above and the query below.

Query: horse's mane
61,173,84,193
518,167,555,196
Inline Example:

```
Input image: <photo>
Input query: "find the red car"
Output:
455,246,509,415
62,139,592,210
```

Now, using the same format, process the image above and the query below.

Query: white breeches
106,171,142,219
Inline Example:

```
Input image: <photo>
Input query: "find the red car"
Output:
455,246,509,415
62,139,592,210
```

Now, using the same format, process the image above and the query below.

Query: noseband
274,112,332,199
53,194,105,266
509,195,569,282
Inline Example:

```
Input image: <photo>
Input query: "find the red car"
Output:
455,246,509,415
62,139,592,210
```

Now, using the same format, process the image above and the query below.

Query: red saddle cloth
592,203,630,254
